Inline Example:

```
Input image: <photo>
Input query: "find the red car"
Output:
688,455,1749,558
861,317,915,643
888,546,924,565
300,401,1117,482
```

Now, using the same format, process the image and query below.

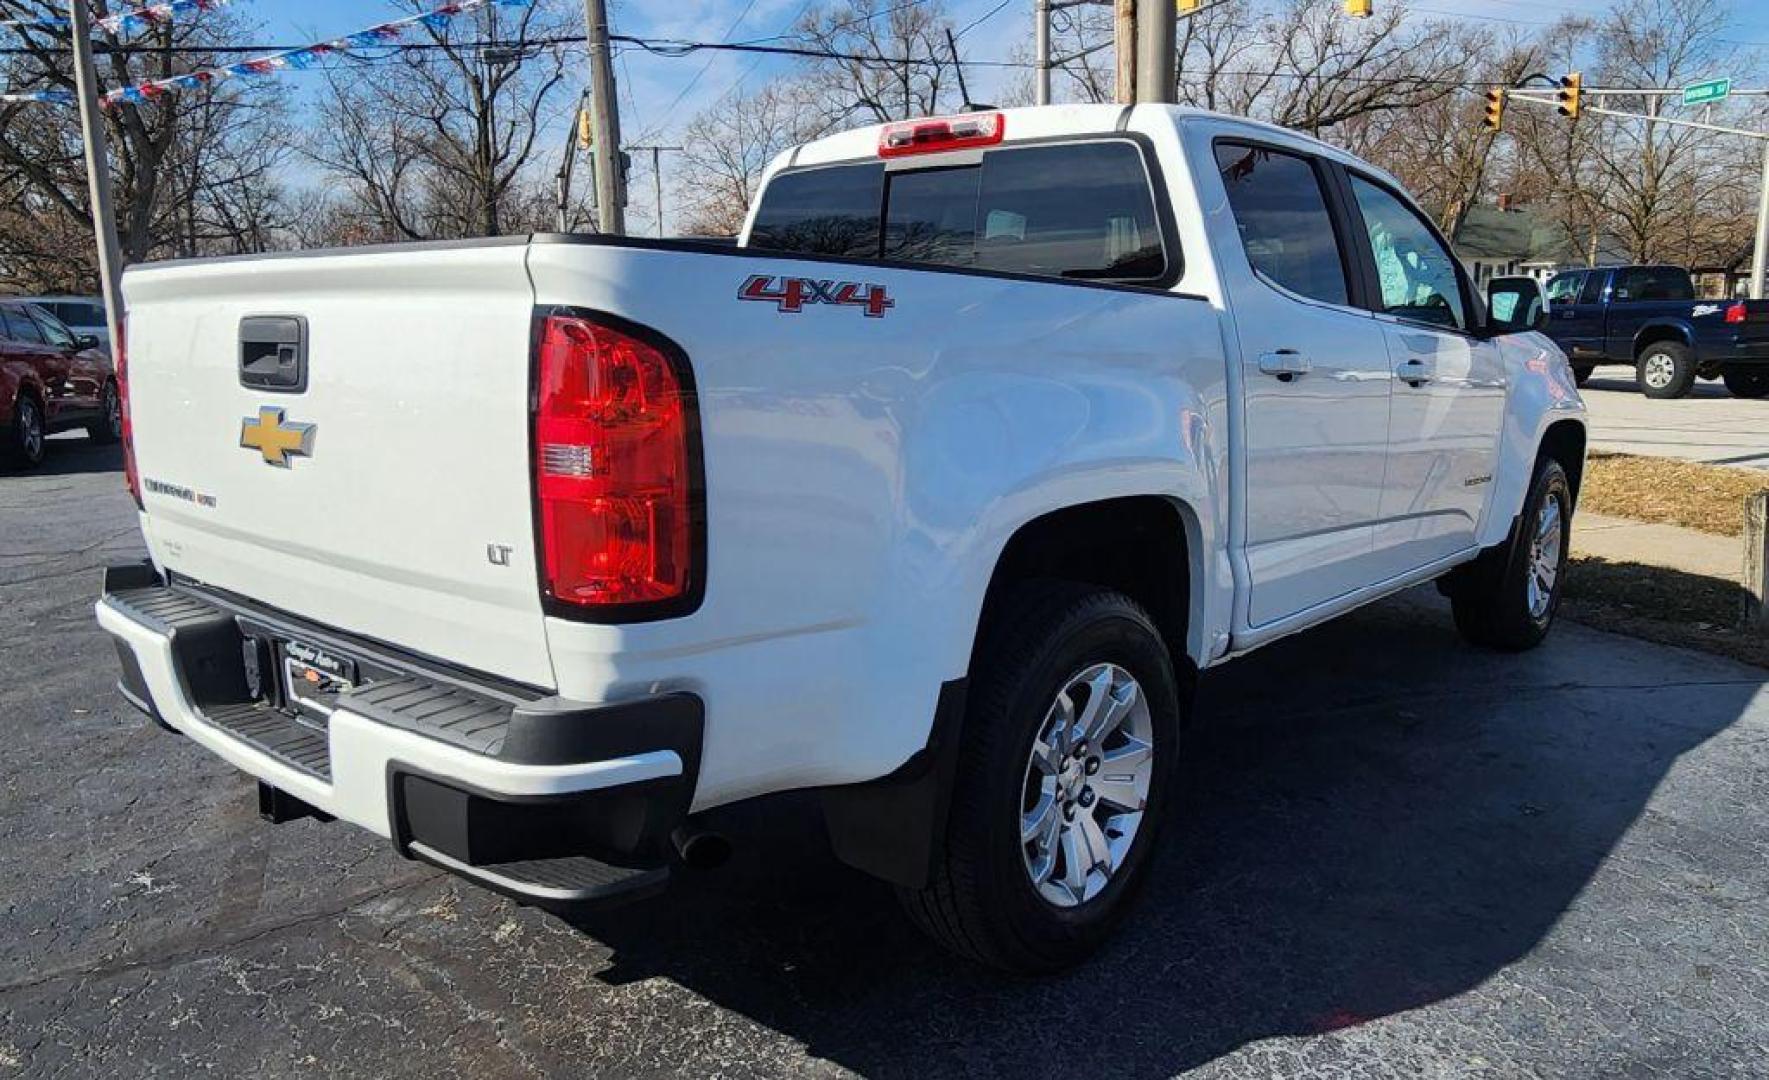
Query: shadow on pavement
6,437,123,478
564,594,1759,1078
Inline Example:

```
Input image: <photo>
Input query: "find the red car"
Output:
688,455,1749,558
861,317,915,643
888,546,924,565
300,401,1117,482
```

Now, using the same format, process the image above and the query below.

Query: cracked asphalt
4,436,1768,1078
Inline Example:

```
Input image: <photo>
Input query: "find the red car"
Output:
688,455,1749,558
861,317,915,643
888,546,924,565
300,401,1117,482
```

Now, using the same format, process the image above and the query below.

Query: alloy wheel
1019,662,1155,908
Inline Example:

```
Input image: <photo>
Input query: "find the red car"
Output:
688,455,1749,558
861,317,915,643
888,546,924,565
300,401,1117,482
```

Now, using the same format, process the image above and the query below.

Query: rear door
1211,140,1396,627
1341,170,1505,572
121,241,556,687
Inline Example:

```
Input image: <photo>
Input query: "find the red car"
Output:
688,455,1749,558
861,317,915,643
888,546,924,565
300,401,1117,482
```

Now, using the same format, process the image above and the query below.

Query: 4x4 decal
739,274,895,318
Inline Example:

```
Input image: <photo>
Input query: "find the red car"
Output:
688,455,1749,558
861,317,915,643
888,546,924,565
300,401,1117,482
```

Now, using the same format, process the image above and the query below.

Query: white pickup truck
97,104,1585,972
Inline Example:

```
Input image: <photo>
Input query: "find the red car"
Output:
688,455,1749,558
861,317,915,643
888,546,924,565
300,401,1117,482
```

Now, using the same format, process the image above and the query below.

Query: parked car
1536,264,1769,398
96,105,1587,972
1,298,120,467
23,295,110,352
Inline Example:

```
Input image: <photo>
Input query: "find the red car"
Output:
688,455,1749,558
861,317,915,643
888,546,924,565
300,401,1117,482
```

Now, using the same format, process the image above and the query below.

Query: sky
263,0,1769,228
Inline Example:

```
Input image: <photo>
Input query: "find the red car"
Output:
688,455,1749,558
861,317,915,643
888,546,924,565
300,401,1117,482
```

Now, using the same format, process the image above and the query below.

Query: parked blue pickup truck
1539,264,1769,398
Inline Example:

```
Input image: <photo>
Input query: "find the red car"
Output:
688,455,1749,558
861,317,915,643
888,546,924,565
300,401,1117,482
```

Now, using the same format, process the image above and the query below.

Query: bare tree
675,81,823,236
306,0,575,242
795,0,962,127
0,0,296,289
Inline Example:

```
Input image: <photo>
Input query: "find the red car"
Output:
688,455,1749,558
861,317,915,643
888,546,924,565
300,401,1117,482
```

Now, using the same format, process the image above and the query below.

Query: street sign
1684,78,1732,106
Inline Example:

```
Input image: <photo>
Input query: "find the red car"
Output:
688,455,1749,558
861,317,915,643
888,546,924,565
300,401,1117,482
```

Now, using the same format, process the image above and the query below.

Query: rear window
750,140,1170,284
747,164,884,257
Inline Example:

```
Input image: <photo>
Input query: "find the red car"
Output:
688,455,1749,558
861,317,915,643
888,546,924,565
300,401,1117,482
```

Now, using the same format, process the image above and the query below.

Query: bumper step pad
205,702,331,781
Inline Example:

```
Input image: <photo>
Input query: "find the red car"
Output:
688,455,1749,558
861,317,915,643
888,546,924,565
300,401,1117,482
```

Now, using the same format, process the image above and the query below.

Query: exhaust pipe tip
671,827,732,871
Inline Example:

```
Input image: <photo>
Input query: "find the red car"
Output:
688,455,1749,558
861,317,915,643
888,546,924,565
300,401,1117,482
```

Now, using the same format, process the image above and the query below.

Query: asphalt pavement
3,435,1768,1078
1582,370,1769,467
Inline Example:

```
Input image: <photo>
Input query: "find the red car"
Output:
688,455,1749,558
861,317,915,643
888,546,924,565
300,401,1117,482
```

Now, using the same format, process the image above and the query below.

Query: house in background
1451,197,1627,289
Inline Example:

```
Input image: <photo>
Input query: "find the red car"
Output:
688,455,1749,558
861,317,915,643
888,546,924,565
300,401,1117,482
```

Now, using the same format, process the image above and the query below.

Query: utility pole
627,145,682,238
1754,140,1769,300
68,0,124,344
555,89,589,232
1033,0,1051,106
1113,0,1135,105
1133,0,1175,103
581,0,625,235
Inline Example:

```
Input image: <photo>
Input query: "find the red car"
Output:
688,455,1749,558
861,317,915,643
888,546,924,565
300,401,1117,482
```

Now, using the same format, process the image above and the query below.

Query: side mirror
74,334,100,351
1486,276,1548,335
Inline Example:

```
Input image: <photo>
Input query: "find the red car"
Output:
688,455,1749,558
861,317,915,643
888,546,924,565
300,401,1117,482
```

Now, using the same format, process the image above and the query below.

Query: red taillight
1727,301,1749,325
116,314,141,508
532,314,698,613
878,111,1005,158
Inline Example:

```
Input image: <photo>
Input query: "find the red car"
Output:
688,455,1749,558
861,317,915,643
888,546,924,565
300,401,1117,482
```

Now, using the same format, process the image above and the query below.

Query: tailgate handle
239,315,308,393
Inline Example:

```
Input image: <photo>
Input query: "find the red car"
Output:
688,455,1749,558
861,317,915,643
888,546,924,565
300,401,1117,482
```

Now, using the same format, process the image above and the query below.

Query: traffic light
1483,88,1505,132
577,107,594,150
1557,72,1582,120
1344,0,1372,16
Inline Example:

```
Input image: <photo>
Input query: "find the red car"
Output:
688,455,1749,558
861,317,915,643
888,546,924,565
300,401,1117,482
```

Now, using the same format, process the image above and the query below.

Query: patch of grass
1562,555,1769,669
1580,452,1769,537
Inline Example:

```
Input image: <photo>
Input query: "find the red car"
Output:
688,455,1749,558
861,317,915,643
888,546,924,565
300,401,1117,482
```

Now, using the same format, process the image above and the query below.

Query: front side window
0,307,45,345
1545,272,1585,305
750,140,1169,284
1578,272,1608,305
1349,174,1467,331
29,306,75,348
748,163,884,257
1213,143,1349,307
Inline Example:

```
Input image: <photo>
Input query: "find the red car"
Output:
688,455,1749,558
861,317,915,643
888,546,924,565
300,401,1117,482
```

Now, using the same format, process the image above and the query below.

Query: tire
87,380,122,444
1723,368,1769,399
1572,364,1594,388
1449,457,1572,651
898,581,1181,973
1636,341,1696,399
5,394,46,468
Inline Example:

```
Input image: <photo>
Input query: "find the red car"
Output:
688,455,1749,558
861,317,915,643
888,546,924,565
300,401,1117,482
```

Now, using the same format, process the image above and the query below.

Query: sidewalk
1572,511,1742,583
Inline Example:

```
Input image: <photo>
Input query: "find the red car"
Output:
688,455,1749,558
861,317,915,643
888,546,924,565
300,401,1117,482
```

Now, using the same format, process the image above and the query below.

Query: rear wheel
1449,456,1571,651
899,582,1180,973
5,394,45,468
1723,368,1769,399
87,380,122,444
1636,342,1696,399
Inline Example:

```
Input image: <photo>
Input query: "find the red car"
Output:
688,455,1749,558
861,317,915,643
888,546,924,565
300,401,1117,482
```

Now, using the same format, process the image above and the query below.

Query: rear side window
1213,143,1349,307
1614,266,1695,302
748,163,884,257
1545,272,1585,304
751,140,1170,284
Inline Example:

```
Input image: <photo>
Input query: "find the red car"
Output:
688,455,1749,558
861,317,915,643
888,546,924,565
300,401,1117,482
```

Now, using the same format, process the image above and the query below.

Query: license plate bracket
281,639,357,718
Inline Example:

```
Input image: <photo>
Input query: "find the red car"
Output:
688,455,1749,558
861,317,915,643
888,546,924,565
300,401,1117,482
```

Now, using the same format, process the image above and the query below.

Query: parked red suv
1,299,119,468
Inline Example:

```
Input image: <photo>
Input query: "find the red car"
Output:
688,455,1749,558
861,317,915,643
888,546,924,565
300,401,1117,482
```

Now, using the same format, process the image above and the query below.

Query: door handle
1396,357,1434,387
1257,350,1311,380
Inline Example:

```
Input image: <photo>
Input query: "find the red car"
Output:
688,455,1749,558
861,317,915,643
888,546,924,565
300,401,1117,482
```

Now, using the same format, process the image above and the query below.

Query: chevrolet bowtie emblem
239,407,316,468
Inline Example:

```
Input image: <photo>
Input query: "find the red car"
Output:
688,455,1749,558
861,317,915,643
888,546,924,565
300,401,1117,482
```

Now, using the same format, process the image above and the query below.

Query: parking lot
3,437,1768,1078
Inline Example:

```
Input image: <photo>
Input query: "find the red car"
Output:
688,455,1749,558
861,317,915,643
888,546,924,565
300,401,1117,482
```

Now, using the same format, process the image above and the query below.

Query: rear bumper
95,562,703,907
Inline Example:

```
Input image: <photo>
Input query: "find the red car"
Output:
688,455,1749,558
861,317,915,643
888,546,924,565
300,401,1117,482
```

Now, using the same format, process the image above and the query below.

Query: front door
1343,172,1505,571
1213,140,1395,628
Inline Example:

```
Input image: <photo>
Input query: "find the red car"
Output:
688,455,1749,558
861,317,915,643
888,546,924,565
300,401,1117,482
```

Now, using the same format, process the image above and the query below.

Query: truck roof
778,102,1387,181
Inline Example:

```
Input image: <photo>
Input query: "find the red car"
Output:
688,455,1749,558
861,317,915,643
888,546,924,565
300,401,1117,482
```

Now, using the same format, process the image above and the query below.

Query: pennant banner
1,0,233,35
103,0,533,107
1,89,75,104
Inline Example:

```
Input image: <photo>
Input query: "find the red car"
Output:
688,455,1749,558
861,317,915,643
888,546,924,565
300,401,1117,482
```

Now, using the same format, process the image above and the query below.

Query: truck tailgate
121,240,555,688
